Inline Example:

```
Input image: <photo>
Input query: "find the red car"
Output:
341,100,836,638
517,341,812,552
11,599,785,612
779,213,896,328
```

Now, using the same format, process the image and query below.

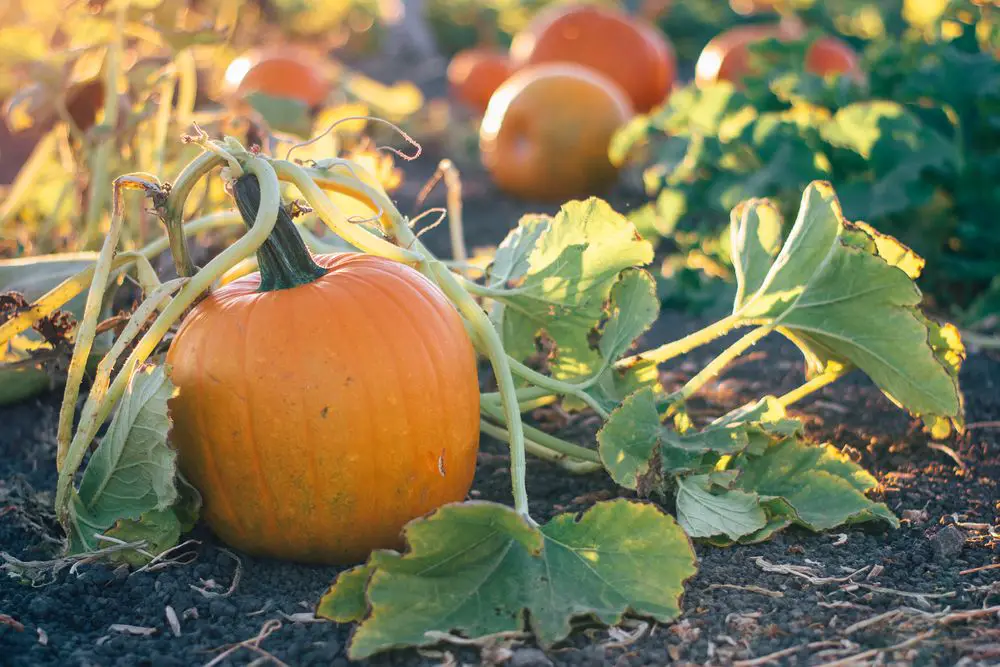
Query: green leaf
734,437,899,531
317,564,372,623
599,389,800,490
730,199,784,310
731,182,963,428
597,388,661,490
492,199,654,379
68,364,179,554
821,101,958,173
598,270,659,366
487,214,550,289
675,475,767,540
343,500,696,660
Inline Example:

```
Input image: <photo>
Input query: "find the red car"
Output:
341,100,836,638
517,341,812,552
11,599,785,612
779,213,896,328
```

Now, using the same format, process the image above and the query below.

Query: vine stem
506,357,609,418
668,325,773,403
616,313,745,369
287,160,535,520
776,370,844,408
272,161,423,265
56,174,160,469
93,159,280,429
55,156,283,526
479,421,602,474
0,211,242,349
480,402,601,465
162,151,227,277
81,3,125,249
59,278,186,497
440,159,468,268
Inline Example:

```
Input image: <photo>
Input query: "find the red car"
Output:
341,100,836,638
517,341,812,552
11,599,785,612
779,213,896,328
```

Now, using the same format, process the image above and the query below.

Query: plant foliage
612,1,1000,319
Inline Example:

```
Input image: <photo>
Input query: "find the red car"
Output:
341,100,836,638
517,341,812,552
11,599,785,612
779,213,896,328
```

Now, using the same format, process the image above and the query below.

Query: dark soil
3,55,999,667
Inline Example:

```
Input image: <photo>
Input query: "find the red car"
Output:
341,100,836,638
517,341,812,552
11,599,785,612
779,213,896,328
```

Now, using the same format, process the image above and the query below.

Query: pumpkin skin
480,63,633,201
224,50,330,108
447,47,515,113
695,24,860,89
166,253,480,564
509,4,676,113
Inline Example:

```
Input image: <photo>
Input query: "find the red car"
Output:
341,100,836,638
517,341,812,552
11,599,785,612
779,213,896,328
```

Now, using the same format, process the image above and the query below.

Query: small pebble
930,525,966,560
510,647,554,667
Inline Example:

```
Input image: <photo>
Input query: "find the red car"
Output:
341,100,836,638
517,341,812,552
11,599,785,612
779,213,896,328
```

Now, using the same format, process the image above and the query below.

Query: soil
2,50,999,667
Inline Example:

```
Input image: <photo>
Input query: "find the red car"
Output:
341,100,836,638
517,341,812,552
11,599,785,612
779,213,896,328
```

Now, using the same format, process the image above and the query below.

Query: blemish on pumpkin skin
321,406,329,418
438,449,447,477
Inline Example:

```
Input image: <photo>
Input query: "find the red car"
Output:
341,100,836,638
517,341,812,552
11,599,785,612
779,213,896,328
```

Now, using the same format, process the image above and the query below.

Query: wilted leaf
337,500,695,660
68,365,180,554
317,564,372,623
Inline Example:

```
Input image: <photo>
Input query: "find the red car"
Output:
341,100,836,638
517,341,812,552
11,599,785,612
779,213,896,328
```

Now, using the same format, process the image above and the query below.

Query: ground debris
931,524,967,560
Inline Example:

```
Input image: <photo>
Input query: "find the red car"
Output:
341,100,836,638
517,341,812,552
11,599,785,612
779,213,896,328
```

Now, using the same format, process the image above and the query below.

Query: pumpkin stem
232,172,326,291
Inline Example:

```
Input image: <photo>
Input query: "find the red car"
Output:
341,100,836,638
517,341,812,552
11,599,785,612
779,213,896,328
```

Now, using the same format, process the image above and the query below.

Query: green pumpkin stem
232,173,326,292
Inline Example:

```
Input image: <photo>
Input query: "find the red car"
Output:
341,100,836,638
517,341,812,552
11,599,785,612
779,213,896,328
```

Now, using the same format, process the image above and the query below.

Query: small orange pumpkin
167,175,480,564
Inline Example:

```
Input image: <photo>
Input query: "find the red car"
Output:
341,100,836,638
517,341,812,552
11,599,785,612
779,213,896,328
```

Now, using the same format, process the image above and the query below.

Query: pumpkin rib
323,274,390,539
362,270,451,485
359,259,481,462
174,309,245,539
336,258,480,509
290,297,323,556
239,297,284,543
338,266,447,507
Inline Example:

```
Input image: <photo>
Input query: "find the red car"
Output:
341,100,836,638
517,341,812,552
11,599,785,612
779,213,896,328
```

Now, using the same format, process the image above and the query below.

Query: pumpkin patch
0,1,995,664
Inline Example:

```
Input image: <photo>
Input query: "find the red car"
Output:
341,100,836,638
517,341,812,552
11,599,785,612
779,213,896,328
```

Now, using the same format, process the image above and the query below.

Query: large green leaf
324,500,696,660
68,364,181,554
733,437,898,531
490,199,654,379
731,182,963,429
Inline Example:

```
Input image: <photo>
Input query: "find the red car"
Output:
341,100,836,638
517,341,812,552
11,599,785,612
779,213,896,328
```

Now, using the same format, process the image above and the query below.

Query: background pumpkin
509,4,676,113
166,175,480,565
447,47,515,114
479,63,633,202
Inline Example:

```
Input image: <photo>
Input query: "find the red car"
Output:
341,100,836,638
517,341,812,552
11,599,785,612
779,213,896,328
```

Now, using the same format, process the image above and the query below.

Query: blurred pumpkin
509,5,676,113
447,47,514,113
224,50,330,108
695,23,859,88
480,63,633,201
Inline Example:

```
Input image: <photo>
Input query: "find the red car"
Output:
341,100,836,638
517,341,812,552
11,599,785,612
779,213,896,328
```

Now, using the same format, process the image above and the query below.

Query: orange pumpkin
167,176,480,564
479,63,633,201
224,50,330,108
447,48,515,113
509,5,676,113
695,23,860,88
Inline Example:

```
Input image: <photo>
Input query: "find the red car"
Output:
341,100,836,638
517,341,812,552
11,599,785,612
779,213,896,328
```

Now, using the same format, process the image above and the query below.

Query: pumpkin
479,63,633,202
447,47,515,114
509,4,676,113
166,174,481,564
695,23,860,88
223,50,330,108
